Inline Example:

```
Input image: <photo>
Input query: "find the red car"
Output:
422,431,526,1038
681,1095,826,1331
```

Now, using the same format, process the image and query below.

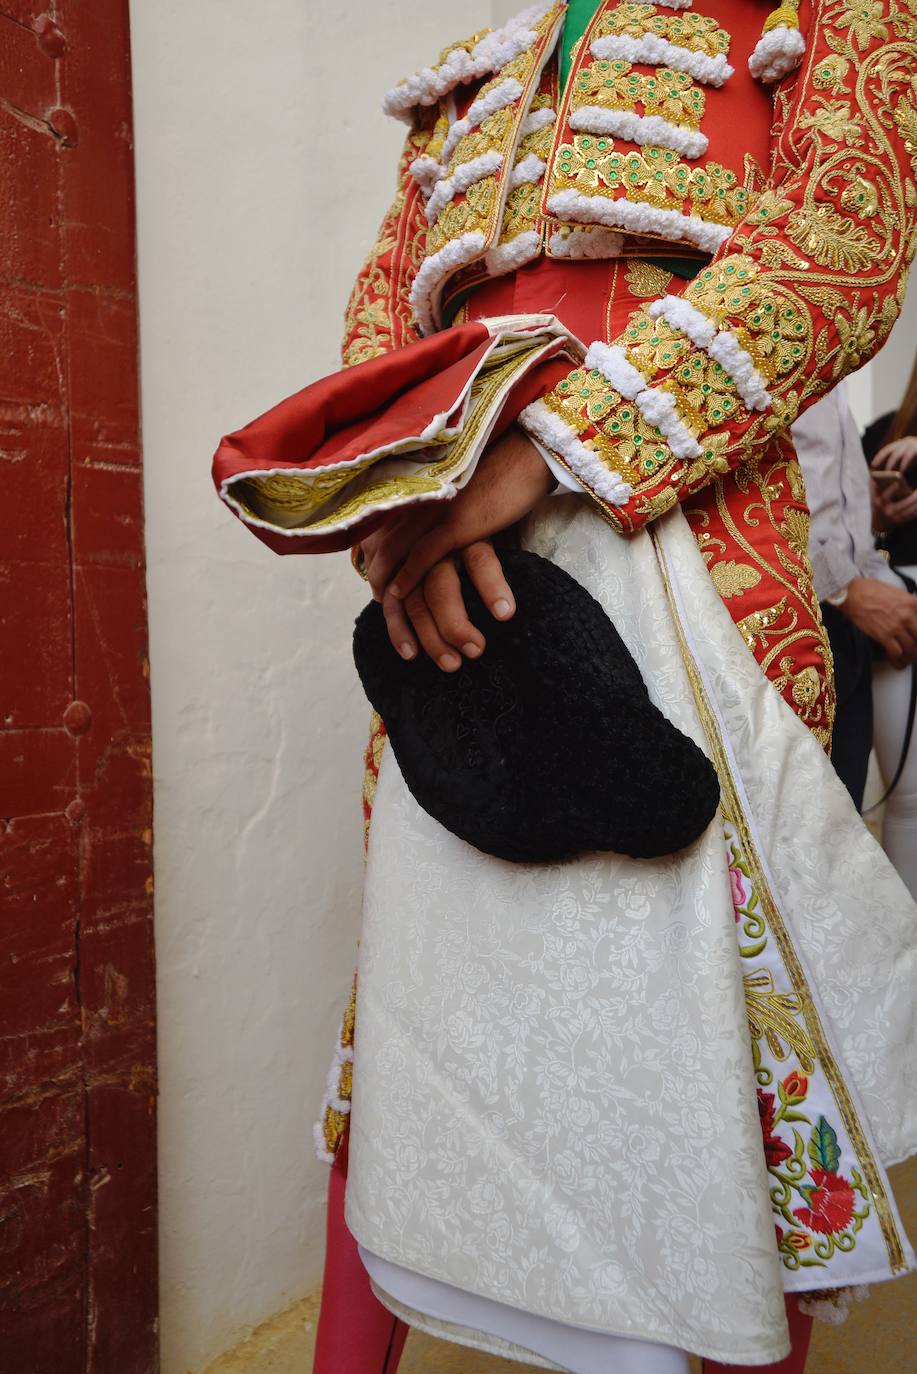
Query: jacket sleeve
340,117,436,367
519,2,917,532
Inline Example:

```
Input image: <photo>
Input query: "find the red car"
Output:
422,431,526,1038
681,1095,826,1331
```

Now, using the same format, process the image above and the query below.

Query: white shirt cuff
526,433,584,496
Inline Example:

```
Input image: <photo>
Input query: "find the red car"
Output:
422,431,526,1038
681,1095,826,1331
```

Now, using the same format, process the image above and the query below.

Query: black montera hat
353,549,720,863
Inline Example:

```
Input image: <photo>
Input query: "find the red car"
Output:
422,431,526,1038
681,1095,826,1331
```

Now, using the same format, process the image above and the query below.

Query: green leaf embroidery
807,1116,841,1173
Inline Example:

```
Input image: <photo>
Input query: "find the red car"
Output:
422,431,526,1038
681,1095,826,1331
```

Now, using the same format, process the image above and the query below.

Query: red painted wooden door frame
0,5,157,1371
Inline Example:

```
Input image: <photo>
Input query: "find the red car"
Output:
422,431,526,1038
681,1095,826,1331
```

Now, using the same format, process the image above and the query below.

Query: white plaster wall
132,2,915,1370
130,3,489,1372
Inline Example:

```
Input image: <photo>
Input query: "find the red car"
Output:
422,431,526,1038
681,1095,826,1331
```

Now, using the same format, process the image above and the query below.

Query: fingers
381,587,418,662
886,611,917,667
875,437,917,473
886,490,917,526
872,448,904,477
362,506,442,602
462,541,516,621
402,586,463,672
389,522,461,602
380,552,508,669
887,639,908,670
422,560,485,659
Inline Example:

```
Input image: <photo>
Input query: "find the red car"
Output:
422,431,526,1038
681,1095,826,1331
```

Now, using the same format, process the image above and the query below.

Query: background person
793,383,917,812
868,355,917,895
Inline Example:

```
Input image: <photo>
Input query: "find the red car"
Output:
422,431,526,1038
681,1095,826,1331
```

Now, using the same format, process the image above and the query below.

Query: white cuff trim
519,399,633,506
510,152,547,188
382,1,554,118
585,341,645,400
485,228,542,276
426,150,503,225
590,34,733,88
635,385,702,458
748,27,806,84
569,106,708,159
707,330,772,411
548,226,625,259
647,295,772,411
585,340,702,460
439,77,524,169
655,0,695,8
647,292,716,348
410,230,487,334
546,187,732,254
410,153,443,196
520,106,557,137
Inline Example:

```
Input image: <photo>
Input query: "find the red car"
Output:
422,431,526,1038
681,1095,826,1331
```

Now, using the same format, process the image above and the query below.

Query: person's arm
798,390,917,667
791,388,856,604
520,5,916,533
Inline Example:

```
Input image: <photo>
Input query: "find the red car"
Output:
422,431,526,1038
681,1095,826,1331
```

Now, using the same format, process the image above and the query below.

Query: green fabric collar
558,0,597,93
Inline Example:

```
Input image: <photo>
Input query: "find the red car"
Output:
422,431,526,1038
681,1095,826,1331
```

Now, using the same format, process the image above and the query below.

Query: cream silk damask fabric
346,498,915,1366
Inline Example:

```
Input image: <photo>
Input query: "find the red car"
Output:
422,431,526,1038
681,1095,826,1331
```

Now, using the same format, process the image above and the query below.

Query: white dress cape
345,497,916,1366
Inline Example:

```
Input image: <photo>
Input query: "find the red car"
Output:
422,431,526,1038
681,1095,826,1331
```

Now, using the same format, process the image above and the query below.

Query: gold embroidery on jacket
595,4,731,58
537,6,914,531
428,176,500,256
624,260,675,298
554,138,753,226
449,108,516,170
341,123,431,366
553,366,622,425
706,560,763,599
572,60,706,129
499,91,556,247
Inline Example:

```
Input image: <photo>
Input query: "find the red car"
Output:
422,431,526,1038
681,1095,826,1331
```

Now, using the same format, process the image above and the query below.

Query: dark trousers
821,603,873,812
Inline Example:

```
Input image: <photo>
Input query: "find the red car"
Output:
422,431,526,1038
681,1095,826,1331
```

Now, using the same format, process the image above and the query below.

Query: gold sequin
624,259,676,298
707,560,763,599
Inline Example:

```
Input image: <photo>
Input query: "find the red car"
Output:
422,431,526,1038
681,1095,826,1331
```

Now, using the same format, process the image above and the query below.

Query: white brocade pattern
346,500,915,1366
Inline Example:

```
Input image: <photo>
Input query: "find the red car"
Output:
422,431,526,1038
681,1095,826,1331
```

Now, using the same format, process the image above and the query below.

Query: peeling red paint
0,4,157,1370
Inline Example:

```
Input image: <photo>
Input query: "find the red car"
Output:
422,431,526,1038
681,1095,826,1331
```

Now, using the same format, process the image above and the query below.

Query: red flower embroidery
781,1070,808,1102
758,1090,793,1168
793,1170,856,1235
729,865,746,917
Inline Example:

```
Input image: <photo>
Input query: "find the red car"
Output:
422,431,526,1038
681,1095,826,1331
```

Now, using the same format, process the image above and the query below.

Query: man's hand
389,541,517,670
841,577,917,669
359,424,556,668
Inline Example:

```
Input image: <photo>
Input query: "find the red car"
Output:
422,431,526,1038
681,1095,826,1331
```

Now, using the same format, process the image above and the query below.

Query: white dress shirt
791,382,899,602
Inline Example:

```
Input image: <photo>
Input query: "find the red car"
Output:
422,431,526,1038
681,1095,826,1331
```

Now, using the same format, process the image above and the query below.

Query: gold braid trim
652,528,907,1275
341,118,433,367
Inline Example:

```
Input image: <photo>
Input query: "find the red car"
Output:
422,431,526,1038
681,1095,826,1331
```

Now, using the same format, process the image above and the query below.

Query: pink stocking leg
312,1138,410,1374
